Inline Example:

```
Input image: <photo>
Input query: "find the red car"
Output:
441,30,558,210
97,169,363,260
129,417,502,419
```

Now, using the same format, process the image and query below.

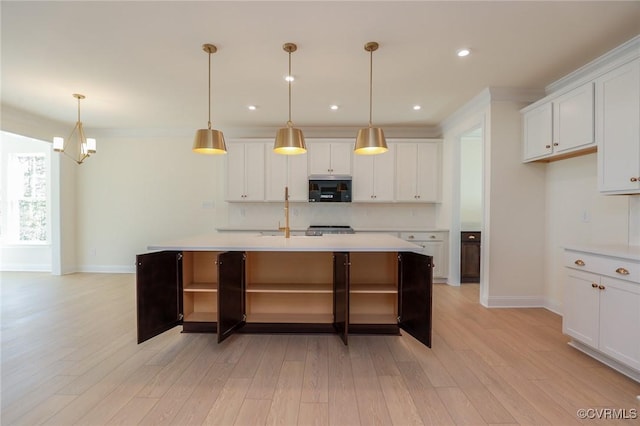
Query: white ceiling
2,1,639,136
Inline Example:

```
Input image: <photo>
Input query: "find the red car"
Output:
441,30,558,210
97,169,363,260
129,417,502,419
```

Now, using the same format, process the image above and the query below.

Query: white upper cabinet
596,58,640,194
307,140,352,176
395,141,441,202
352,144,395,202
522,82,595,162
226,142,266,201
265,149,308,202
523,102,554,160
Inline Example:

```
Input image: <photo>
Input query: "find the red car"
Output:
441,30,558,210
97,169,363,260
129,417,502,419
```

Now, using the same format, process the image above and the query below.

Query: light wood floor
1,272,639,425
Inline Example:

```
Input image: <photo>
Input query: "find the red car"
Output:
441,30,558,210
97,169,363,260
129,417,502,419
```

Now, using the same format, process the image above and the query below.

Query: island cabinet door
217,251,246,343
333,252,350,345
136,251,183,344
398,252,433,348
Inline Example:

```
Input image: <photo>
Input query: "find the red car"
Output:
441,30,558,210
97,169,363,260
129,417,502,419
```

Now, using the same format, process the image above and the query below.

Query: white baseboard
485,295,546,308
0,263,51,272
568,340,640,383
76,265,135,273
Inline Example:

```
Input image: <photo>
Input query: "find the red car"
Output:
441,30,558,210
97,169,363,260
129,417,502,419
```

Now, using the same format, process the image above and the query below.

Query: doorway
459,127,483,284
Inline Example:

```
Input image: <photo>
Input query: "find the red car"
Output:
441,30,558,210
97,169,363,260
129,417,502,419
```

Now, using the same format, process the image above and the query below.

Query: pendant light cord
77,96,81,124
208,50,212,130
368,47,373,127
288,50,292,125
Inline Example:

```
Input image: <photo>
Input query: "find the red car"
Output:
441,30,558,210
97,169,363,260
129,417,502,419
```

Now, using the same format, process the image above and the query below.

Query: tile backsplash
225,202,438,230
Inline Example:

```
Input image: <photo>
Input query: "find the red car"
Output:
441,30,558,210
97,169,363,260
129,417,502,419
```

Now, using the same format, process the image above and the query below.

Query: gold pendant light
193,43,227,155
53,93,97,165
355,41,388,155
274,43,306,155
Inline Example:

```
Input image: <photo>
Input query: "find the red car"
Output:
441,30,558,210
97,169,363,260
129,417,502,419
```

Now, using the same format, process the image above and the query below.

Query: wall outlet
581,209,590,223
90,248,96,257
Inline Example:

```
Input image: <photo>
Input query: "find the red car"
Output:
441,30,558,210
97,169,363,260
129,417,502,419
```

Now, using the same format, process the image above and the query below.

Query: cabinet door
329,143,353,175
266,149,308,202
460,241,481,283
419,241,445,279
352,155,374,201
265,147,288,202
226,143,246,201
415,143,440,202
523,102,553,161
333,252,350,345
308,142,352,175
136,251,183,344
396,142,440,202
287,153,309,201
372,147,395,201
563,269,600,348
307,143,332,175
398,252,432,347
395,143,418,201
244,143,266,201
597,59,640,194
598,276,640,370
217,251,246,343
553,82,595,153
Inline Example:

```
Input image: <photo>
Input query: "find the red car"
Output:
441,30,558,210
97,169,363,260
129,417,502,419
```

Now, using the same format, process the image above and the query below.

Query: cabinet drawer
461,232,481,242
400,232,444,242
565,251,640,283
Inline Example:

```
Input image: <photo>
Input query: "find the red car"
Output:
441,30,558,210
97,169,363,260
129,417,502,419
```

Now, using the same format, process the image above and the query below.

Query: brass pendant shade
355,41,387,155
274,43,306,155
193,128,226,154
193,43,227,155
274,125,306,155
355,127,387,155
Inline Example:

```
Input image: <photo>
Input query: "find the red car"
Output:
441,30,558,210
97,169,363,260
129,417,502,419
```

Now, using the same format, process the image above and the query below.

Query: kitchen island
137,233,432,347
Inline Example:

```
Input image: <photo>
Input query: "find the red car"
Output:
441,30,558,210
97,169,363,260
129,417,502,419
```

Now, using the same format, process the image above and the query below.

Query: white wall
544,153,630,312
484,100,547,306
460,133,483,230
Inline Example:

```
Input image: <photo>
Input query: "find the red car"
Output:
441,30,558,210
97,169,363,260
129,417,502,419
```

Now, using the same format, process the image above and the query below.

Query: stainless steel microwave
308,175,352,202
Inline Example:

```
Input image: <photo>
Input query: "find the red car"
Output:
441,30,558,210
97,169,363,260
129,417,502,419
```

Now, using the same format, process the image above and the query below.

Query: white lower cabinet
564,249,640,380
400,232,448,281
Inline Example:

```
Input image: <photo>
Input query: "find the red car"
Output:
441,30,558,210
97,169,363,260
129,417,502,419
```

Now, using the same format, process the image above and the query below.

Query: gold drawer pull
598,285,606,290
631,177,638,182
615,267,630,275
468,235,476,240
574,259,585,266
591,283,598,288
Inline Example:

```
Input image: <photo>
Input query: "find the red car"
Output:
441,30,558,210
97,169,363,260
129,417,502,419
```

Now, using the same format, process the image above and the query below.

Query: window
0,131,51,244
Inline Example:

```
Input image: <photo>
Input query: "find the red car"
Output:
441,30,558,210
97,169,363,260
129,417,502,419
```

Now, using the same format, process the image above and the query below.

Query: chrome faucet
278,186,291,238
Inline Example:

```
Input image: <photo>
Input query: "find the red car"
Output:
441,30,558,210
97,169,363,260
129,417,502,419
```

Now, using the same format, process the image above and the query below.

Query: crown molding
546,34,640,95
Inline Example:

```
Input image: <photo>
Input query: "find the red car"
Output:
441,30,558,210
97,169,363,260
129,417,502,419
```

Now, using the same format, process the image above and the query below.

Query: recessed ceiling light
330,105,339,111
285,75,295,82
413,105,421,111
248,105,257,111
457,48,471,57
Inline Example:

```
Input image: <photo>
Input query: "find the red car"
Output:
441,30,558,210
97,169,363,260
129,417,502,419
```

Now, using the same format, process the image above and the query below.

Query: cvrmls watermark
576,408,638,420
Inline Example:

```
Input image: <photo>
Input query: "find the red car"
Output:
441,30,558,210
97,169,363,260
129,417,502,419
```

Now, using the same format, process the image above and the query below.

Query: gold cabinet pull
598,285,605,290
631,177,638,182
615,267,630,275
545,145,551,149
574,259,585,266
591,283,598,288
468,235,476,240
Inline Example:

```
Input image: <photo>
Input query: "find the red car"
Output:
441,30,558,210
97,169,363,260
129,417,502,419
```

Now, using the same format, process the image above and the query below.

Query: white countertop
216,227,449,233
565,244,640,261
149,232,425,253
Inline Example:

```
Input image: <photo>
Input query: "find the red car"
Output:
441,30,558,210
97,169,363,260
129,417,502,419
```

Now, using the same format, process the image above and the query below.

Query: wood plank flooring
1,272,639,425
